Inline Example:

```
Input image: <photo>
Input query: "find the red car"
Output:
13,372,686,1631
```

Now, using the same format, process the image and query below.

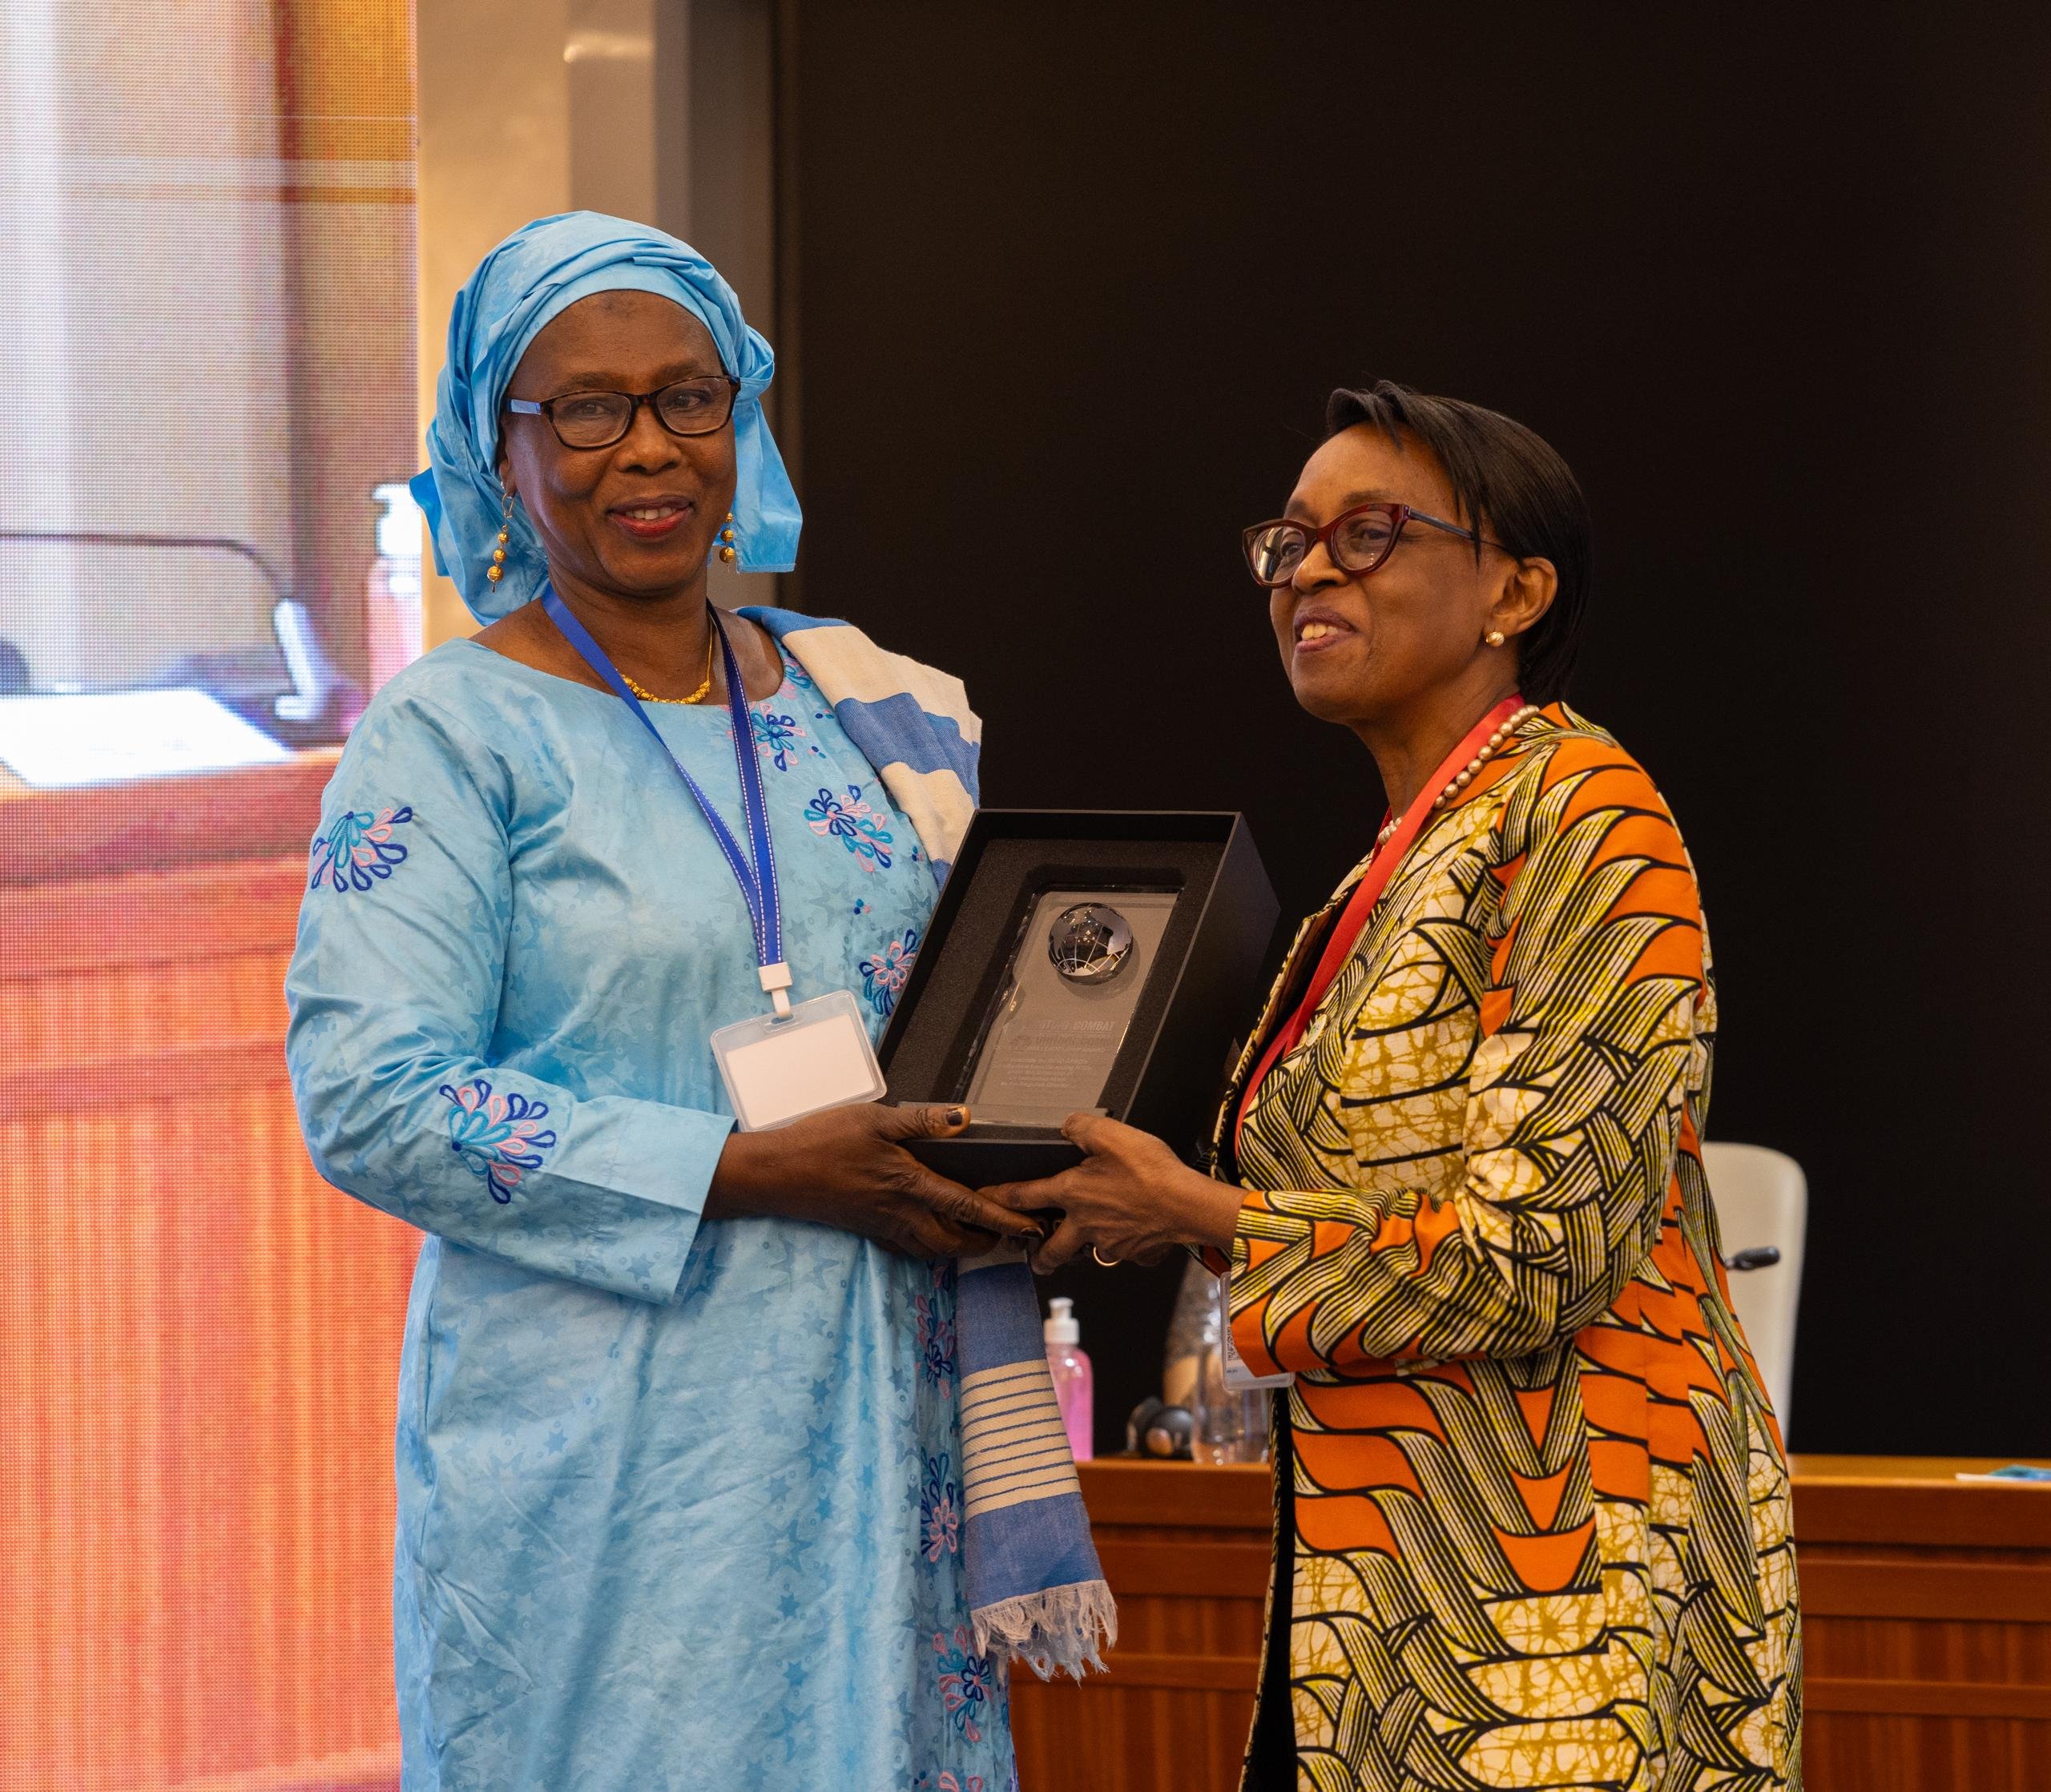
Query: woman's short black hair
1324,381,1591,705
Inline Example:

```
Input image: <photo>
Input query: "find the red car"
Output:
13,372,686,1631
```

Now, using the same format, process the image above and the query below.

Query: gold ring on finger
1091,1245,1122,1267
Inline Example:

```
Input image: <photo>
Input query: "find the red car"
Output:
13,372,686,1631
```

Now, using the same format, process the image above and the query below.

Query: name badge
711,988,888,1131
1218,1272,1294,1391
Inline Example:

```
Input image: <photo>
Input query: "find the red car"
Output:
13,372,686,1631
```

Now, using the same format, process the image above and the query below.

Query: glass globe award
962,887,1180,1126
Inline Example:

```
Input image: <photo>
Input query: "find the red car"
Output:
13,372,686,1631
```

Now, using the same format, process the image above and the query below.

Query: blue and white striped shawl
745,604,1115,1678
742,606,979,882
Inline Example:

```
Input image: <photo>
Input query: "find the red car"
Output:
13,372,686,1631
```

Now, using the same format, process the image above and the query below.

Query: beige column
415,0,571,648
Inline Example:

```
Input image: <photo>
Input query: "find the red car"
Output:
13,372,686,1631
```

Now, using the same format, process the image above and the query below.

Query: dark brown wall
787,2,2051,1455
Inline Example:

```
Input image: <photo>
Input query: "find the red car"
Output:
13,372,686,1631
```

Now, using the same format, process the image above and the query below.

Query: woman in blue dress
285,213,1038,1790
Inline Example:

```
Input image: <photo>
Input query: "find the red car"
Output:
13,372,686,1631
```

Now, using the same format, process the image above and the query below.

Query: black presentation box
877,810,1279,1187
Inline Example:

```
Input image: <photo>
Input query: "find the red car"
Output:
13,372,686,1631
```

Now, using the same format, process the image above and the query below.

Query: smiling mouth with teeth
626,506,679,520
1298,621,1346,642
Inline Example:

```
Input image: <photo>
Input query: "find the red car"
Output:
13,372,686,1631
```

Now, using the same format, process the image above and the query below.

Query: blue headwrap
412,211,801,624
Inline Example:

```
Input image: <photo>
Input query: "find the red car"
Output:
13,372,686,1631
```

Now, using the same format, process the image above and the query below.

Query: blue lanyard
542,586,792,1010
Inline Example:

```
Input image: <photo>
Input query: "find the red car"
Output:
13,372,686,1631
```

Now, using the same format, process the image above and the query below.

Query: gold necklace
1375,703,1541,848
620,623,718,705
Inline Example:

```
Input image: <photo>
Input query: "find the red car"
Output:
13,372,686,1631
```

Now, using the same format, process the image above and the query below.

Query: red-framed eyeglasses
1242,501,1499,587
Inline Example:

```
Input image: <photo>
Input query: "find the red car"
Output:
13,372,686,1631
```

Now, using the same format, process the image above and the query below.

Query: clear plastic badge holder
711,988,888,1132
1218,1272,1295,1391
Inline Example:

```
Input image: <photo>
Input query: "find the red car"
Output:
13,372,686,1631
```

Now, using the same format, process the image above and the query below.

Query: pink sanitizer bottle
1044,1296,1094,1461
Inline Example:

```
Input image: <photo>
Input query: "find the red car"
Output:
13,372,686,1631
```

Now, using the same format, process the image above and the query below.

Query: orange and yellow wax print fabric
1217,707,1801,1791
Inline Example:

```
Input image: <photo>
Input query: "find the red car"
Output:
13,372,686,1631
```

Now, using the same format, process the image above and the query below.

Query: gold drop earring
718,510,737,565
487,485,512,586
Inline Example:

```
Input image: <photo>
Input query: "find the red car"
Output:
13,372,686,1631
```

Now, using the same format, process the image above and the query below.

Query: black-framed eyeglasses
1242,501,1501,587
506,376,742,449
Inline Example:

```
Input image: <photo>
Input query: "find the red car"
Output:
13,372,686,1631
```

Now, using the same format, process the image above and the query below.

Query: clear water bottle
1162,1254,1215,1412
1190,1276,1270,1465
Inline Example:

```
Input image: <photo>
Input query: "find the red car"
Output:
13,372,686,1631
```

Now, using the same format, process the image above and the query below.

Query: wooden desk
1011,1462,1271,1792
1790,1454,2051,1790
0,758,413,1790
1013,1456,2051,1791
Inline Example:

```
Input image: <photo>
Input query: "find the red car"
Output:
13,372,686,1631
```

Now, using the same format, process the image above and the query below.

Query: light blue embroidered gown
285,635,1014,1792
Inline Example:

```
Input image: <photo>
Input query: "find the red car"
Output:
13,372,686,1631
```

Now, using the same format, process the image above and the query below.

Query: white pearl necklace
1375,704,1540,849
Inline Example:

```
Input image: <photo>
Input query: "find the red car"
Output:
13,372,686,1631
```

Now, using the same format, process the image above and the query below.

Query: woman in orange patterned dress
989,383,1801,1790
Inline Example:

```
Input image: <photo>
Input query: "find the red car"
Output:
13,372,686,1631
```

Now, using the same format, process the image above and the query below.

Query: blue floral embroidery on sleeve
438,1077,558,1203
805,783,893,871
308,804,413,892
858,927,919,1017
920,1449,962,1562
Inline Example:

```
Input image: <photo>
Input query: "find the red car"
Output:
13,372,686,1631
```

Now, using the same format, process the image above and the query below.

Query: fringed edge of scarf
972,1577,1118,1682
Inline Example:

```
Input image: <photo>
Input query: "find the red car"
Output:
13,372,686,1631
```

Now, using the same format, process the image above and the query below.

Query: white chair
1699,1142,1807,1440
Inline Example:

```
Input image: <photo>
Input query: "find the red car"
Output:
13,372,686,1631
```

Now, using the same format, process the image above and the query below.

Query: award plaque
961,888,1177,1126
877,811,1279,1186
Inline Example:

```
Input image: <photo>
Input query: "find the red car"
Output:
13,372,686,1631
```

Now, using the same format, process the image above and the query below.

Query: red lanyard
1235,695,1526,1150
